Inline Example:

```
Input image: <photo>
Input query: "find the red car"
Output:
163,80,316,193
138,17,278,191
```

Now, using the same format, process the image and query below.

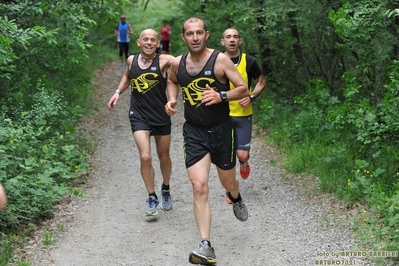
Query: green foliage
329,0,397,98
348,160,399,253
0,85,89,231
230,0,399,257
0,233,13,265
179,0,263,53
0,3,107,261
0,0,398,262
0,19,18,79
325,62,399,177
0,0,99,107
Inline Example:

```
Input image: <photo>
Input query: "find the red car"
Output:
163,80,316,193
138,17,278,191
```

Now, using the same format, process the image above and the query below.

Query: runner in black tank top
165,17,250,265
107,29,175,218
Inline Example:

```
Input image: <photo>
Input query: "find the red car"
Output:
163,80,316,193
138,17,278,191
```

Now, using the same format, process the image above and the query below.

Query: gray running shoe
159,185,173,211
189,241,216,265
227,192,248,221
145,196,159,216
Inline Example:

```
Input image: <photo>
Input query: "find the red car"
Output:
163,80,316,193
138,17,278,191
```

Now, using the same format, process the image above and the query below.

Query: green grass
282,139,323,173
43,231,56,246
0,238,13,265
264,128,399,265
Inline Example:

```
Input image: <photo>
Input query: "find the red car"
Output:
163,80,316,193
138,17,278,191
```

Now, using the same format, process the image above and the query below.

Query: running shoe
159,185,173,211
239,161,250,179
189,241,216,265
145,196,159,216
226,192,248,221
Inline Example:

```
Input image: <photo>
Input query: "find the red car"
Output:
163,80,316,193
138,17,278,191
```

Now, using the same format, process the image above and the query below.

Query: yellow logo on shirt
182,77,216,107
131,73,160,94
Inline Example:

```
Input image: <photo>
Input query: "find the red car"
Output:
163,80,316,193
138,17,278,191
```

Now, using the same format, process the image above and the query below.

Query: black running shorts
161,40,170,52
130,117,171,136
183,118,236,170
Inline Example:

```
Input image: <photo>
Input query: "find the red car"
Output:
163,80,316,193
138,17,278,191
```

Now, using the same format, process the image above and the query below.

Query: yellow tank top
229,53,252,117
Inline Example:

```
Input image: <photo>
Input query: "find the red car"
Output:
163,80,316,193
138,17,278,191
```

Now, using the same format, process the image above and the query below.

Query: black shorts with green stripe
183,118,236,170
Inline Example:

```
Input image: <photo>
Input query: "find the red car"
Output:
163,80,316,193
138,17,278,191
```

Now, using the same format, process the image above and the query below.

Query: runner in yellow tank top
220,28,267,203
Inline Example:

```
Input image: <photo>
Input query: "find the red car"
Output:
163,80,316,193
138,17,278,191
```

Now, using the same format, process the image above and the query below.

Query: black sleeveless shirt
128,54,171,126
177,50,230,127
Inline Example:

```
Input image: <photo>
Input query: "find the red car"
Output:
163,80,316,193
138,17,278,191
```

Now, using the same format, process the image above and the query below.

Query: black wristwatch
250,95,256,102
219,91,228,102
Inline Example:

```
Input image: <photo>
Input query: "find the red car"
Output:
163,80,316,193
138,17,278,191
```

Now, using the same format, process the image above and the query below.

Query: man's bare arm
251,74,266,98
107,56,133,110
238,73,267,108
201,54,248,106
160,54,175,78
128,23,133,35
165,57,181,115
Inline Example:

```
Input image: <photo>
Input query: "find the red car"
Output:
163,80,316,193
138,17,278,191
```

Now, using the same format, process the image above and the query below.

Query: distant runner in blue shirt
115,14,133,67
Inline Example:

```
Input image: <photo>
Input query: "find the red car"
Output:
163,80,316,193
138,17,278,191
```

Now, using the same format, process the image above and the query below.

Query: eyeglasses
120,17,126,20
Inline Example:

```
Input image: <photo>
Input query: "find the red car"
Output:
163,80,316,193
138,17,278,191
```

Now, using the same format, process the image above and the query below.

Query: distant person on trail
107,29,175,217
115,14,133,67
160,20,171,54
0,183,7,211
165,17,249,265
220,28,266,203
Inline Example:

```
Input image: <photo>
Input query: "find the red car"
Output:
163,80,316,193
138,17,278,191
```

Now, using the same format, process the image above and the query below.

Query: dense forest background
1,0,398,264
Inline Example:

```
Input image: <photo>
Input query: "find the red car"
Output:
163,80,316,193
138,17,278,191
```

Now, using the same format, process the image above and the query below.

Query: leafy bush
0,82,89,231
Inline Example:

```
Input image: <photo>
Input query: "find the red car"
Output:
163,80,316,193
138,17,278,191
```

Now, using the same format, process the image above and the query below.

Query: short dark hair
182,17,208,34
222,28,241,39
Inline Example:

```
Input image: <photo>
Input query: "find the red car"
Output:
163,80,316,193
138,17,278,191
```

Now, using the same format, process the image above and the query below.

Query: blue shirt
117,22,130,43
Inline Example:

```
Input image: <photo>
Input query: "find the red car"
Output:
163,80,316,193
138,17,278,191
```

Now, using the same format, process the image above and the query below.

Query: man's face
181,20,209,54
221,29,241,53
137,30,159,55
120,16,126,23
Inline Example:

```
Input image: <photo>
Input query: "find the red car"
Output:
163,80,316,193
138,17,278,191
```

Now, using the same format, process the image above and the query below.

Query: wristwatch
250,95,256,102
219,91,228,102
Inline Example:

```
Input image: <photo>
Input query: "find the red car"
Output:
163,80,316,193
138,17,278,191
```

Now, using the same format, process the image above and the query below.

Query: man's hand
165,100,177,115
201,84,222,106
239,95,251,108
107,93,120,110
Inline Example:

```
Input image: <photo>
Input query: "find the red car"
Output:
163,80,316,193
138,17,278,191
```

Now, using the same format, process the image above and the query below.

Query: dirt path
15,61,373,266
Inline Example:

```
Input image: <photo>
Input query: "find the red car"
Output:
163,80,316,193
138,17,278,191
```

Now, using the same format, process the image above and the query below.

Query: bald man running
108,29,175,217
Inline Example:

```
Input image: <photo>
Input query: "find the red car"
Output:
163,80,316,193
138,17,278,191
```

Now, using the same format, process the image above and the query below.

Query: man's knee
236,150,250,162
191,181,209,198
158,152,171,163
140,153,152,165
